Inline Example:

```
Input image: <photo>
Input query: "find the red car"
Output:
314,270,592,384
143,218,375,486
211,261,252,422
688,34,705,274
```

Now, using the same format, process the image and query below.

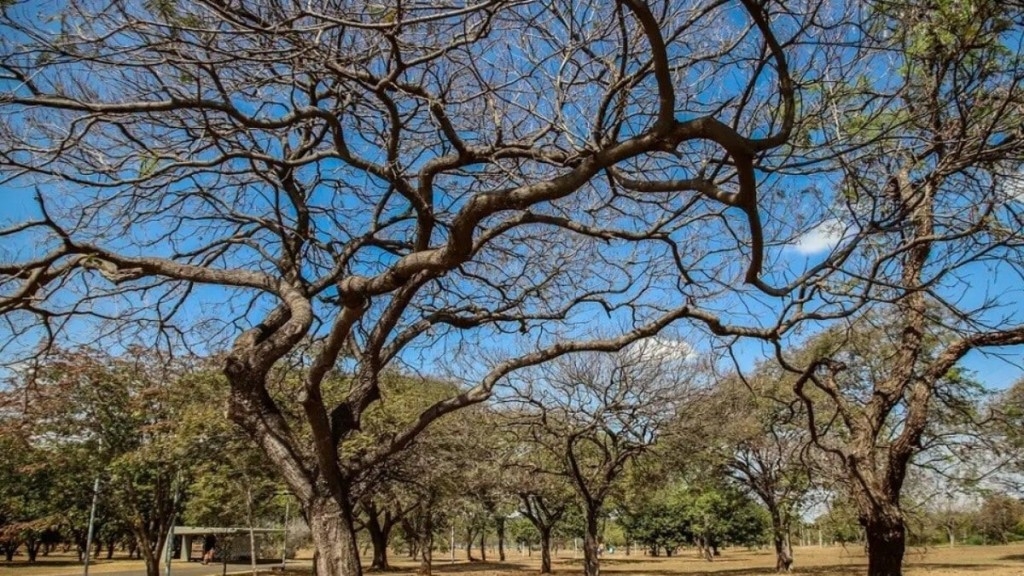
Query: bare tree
506,338,706,576
0,1,809,575
761,0,1024,574
716,375,812,573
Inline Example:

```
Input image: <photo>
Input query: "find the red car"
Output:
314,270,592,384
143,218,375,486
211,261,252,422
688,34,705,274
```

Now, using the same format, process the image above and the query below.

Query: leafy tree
695,369,813,572
683,482,770,558
7,349,237,576
347,373,464,571
618,482,692,556
814,494,864,546
516,484,571,574
976,493,1024,544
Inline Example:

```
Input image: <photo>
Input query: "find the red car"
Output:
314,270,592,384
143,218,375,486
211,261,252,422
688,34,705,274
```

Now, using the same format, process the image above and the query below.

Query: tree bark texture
308,496,363,576
865,517,906,576
366,510,391,570
496,516,506,561
539,528,553,574
770,508,792,572
583,508,601,576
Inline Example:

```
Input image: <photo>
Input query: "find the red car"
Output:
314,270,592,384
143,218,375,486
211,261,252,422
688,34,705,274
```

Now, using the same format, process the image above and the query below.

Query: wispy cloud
789,218,847,255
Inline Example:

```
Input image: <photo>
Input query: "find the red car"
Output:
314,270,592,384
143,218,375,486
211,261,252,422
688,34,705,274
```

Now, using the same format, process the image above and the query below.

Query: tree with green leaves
683,481,770,559
514,475,572,574
618,481,692,557
346,373,465,571
6,349,245,576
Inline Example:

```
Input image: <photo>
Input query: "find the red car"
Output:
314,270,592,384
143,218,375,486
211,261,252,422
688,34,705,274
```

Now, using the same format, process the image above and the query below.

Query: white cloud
625,336,695,364
789,218,847,255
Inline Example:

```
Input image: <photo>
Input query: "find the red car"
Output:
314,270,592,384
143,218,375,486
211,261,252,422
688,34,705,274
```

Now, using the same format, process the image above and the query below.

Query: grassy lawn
378,544,1024,576
0,554,146,576
2,544,1023,576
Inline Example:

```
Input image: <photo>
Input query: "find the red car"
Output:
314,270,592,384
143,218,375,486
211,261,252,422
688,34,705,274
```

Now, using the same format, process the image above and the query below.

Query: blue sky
774,215,1024,392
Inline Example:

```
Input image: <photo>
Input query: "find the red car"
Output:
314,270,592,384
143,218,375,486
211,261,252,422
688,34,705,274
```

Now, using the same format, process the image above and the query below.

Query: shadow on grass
707,563,1007,576
1,560,90,570
426,561,534,574
998,554,1024,562
0,559,146,572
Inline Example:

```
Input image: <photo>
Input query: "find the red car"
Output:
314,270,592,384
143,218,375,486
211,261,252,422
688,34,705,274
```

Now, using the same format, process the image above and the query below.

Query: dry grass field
3,544,1023,576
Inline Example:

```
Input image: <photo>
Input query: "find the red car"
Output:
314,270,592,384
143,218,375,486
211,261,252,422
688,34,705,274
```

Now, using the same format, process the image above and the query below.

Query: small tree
976,493,1024,544
507,339,705,576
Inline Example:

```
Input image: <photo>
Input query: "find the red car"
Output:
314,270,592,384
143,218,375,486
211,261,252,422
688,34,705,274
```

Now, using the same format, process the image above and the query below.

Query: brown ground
2,543,1023,576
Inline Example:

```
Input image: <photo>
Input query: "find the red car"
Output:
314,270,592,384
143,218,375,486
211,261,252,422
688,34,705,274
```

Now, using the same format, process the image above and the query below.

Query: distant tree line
5,342,1024,576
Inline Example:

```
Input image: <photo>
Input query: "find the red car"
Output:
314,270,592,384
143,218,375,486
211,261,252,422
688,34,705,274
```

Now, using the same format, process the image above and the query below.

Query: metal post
83,477,100,576
246,486,257,576
281,498,290,568
164,473,181,576
450,522,455,564
164,525,175,576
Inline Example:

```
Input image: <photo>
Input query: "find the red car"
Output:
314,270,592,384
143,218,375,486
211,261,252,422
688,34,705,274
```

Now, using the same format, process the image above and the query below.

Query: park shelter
167,526,286,563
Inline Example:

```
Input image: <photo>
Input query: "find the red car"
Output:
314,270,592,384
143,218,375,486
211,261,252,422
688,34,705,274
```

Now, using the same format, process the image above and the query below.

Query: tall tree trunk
418,513,433,576
106,539,115,559
582,507,601,576
308,495,363,576
402,518,417,560
25,539,41,562
769,507,792,572
496,517,506,561
464,527,476,562
698,536,713,562
140,540,159,576
366,510,390,571
864,516,906,576
479,529,486,562
539,528,553,574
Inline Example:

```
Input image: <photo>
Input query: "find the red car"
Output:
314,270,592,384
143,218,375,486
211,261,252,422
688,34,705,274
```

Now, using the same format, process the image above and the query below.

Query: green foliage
976,493,1024,544
619,478,770,554
618,482,693,554
506,516,540,547
685,483,770,549
814,495,862,544
0,347,280,567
